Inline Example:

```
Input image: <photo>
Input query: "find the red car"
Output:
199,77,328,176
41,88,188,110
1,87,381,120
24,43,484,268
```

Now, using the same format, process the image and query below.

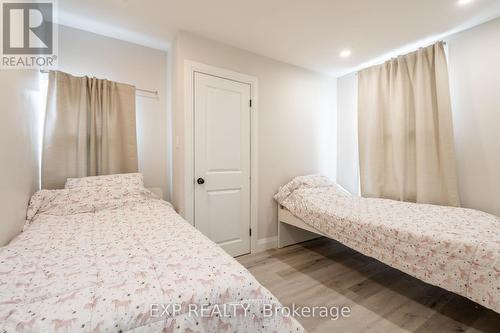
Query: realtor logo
1,0,57,69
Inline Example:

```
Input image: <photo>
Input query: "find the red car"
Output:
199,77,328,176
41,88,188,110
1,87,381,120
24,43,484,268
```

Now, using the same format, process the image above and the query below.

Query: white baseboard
255,236,277,253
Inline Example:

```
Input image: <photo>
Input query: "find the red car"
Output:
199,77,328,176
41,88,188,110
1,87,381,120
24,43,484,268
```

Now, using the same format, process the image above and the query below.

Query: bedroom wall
336,17,500,216
0,70,43,246
337,73,359,195
57,25,171,199
172,31,337,248
447,18,500,216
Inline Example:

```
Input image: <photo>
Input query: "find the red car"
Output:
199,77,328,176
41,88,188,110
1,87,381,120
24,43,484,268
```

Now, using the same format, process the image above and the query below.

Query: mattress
0,185,304,332
275,175,500,313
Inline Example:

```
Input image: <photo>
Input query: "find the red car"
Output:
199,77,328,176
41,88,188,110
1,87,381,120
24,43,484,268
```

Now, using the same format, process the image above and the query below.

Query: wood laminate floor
237,238,500,333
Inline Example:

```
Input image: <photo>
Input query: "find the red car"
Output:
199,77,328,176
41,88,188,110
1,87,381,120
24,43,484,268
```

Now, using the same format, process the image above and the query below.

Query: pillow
64,173,144,189
274,174,334,203
24,186,160,231
274,174,353,204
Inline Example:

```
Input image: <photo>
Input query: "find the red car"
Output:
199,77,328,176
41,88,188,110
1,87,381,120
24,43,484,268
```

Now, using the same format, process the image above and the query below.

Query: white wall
0,70,43,246
337,73,359,195
58,25,170,199
448,18,500,216
336,17,500,216
172,31,337,243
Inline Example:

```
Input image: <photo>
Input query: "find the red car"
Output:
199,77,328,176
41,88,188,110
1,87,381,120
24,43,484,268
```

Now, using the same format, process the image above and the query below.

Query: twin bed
1,172,498,332
0,174,304,333
274,175,500,314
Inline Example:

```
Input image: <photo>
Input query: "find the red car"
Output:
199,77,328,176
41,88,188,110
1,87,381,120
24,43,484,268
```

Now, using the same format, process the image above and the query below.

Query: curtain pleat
42,71,138,189
357,42,460,206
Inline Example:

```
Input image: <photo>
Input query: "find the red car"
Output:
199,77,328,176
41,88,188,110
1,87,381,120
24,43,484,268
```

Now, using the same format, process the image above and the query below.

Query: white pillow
64,173,144,189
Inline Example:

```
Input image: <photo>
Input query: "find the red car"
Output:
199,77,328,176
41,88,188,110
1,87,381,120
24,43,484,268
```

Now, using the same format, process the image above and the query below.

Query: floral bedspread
0,186,304,332
275,175,500,313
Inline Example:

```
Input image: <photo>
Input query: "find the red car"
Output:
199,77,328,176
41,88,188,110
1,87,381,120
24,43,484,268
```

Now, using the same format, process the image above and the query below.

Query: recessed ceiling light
340,49,352,58
458,0,474,6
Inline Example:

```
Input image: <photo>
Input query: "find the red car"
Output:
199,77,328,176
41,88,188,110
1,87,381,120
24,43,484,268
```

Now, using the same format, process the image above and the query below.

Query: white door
194,72,251,257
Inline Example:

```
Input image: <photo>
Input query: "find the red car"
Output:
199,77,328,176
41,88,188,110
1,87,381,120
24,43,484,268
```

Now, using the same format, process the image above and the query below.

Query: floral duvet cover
0,186,304,333
275,175,500,313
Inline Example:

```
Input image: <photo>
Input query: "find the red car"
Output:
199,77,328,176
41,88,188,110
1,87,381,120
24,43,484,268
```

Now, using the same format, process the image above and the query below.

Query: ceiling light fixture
458,0,474,6
340,49,352,58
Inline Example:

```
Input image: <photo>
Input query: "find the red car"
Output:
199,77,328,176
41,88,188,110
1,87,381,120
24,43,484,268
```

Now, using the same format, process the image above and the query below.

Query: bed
275,175,500,314
0,174,304,333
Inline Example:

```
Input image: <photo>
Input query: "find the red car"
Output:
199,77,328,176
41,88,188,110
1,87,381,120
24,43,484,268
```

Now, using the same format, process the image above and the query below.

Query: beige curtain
42,71,138,189
357,42,460,206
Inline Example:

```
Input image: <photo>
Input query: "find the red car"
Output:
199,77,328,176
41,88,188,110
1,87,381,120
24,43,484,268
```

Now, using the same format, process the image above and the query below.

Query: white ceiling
59,0,500,77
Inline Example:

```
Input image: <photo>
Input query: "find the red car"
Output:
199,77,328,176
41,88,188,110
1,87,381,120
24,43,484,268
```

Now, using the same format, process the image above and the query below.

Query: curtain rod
39,69,159,96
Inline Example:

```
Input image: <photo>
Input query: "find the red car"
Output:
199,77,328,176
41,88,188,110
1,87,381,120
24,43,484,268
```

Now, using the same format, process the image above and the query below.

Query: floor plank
237,238,500,333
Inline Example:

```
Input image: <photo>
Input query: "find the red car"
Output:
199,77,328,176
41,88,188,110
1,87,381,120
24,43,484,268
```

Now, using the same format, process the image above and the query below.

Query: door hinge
249,228,252,237
249,99,252,107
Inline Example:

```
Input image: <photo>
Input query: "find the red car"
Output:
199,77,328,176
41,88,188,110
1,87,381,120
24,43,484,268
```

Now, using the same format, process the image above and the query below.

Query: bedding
275,175,500,314
0,184,304,332
65,173,144,189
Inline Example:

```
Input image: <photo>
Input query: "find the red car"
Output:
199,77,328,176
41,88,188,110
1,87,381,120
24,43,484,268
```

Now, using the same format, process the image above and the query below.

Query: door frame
183,60,259,254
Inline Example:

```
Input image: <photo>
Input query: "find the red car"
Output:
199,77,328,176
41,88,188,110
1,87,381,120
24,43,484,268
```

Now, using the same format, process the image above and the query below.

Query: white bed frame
277,205,327,248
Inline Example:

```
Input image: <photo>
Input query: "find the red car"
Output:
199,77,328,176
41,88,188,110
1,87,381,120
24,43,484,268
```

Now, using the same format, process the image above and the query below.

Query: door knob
197,178,205,185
